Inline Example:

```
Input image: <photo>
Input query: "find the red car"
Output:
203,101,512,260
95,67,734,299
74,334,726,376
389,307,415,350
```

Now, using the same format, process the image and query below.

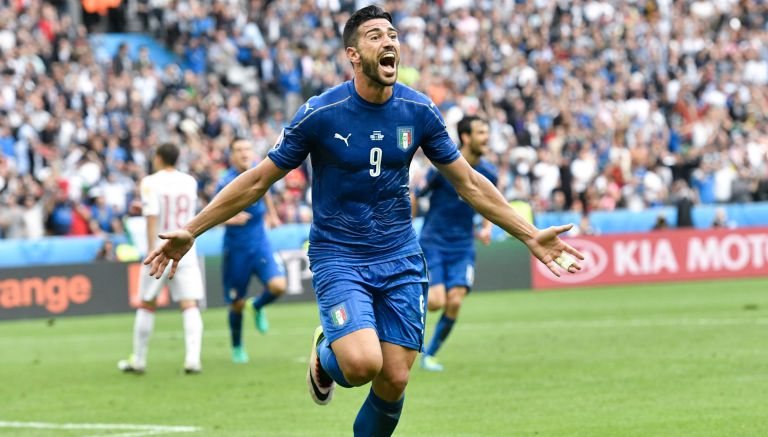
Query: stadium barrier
532,227,768,289
1,240,532,320
534,201,768,234
0,262,129,320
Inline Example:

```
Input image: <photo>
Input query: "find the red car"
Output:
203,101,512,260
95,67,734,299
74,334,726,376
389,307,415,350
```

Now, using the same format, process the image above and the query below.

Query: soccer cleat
117,356,145,374
245,297,269,334
184,363,202,374
231,346,249,364
306,326,335,405
255,308,269,334
420,354,444,372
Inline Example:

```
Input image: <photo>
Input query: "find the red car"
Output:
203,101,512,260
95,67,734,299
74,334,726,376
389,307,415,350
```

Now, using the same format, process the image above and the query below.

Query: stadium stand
0,0,767,247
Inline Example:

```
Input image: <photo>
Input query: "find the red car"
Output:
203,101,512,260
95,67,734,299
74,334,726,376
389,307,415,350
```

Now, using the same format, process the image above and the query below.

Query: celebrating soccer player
144,6,583,435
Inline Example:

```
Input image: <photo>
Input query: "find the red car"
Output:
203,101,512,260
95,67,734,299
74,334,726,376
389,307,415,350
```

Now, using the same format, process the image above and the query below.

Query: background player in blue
216,138,286,364
144,6,584,436
412,115,496,372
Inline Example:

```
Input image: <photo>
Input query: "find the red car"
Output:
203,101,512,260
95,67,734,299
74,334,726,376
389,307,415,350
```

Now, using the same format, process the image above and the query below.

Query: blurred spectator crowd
1,0,768,242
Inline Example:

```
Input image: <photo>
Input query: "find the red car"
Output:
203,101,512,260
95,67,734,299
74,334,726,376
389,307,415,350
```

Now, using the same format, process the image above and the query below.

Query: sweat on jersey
414,160,498,254
268,81,460,265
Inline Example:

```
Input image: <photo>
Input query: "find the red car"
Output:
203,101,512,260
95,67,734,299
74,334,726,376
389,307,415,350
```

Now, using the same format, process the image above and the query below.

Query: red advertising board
532,227,768,289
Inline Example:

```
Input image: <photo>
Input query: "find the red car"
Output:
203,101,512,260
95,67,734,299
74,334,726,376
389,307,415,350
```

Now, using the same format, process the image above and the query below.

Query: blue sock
425,313,455,357
353,388,404,437
317,336,352,388
228,309,243,347
252,290,278,311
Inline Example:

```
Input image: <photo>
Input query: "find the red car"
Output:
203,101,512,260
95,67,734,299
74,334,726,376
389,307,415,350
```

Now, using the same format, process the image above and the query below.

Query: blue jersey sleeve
420,104,460,165
267,105,314,170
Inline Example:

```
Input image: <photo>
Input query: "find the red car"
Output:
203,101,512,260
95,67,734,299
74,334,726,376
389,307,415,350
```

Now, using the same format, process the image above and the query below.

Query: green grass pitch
2,278,768,436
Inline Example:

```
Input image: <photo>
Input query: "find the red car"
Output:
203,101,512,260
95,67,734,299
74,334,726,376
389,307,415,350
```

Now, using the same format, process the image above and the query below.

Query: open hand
143,229,195,280
525,224,585,277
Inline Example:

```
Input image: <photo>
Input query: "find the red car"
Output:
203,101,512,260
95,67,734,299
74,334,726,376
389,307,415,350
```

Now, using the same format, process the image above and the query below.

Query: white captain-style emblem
334,132,351,147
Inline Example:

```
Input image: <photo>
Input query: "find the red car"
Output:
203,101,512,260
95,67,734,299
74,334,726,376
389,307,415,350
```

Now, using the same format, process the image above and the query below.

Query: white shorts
139,258,205,302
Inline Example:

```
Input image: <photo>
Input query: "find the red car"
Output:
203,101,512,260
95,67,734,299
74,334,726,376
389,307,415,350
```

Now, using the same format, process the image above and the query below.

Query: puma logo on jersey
334,133,351,147
303,100,314,114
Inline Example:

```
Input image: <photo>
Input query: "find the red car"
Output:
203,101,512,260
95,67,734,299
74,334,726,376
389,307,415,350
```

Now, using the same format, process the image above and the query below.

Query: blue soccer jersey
416,159,498,254
216,166,269,248
268,81,460,265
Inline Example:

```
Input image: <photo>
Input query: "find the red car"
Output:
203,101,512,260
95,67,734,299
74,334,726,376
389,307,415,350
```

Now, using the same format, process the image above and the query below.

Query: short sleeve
140,177,159,217
267,105,314,170
420,104,460,165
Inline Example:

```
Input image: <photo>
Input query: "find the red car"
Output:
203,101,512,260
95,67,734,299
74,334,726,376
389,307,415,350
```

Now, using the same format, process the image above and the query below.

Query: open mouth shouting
379,52,397,76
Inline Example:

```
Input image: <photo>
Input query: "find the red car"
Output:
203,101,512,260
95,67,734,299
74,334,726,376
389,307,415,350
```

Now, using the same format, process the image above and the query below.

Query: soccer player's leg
247,248,286,334
119,264,164,373
169,262,205,373
421,248,447,371
422,246,446,312
354,342,417,437
223,249,251,363
424,254,474,371
355,255,428,436
307,262,380,405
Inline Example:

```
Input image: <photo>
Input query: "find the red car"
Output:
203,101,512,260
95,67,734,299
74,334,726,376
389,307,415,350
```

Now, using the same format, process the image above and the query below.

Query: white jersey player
118,143,205,374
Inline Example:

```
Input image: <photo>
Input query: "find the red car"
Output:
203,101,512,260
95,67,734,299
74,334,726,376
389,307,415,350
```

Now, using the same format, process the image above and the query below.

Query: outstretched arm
435,156,584,276
144,158,288,278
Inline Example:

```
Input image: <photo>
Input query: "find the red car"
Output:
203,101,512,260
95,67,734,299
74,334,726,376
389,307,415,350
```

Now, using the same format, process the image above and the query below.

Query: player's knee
230,299,245,312
179,299,197,310
267,277,287,296
341,355,382,385
427,289,446,311
427,295,445,311
446,295,462,311
447,287,466,307
380,368,410,395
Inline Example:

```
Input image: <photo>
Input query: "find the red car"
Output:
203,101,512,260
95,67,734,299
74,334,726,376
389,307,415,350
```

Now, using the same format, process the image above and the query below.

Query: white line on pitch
0,421,201,436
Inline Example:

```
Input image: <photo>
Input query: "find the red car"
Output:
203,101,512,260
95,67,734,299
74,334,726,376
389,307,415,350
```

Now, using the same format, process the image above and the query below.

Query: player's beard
471,142,487,158
361,52,397,87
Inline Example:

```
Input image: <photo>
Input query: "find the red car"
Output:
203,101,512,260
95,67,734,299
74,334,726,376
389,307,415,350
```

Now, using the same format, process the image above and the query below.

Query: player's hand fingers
149,258,161,278
167,259,179,280
143,249,159,266
554,251,582,272
147,256,159,276
563,243,585,260
154,257,169,279
545,260,561,277
552,224,574,236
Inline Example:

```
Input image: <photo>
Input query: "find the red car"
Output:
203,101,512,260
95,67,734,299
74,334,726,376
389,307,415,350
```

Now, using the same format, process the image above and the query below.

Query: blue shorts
422,245,475,292
222,242,286,303
311,254,429,351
